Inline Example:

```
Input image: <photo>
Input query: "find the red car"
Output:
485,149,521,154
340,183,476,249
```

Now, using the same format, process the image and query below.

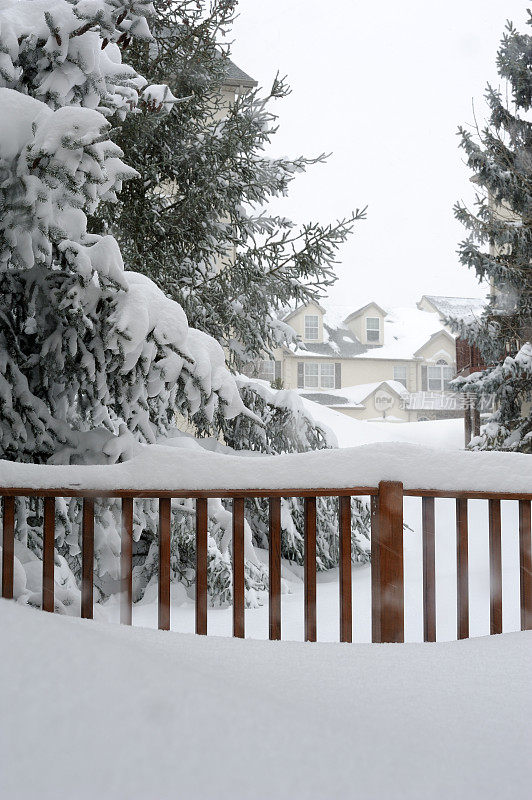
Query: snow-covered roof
344,302,388,322
292,304,450,361
419,295,487,323
301,381,409,408
405,391,463,411
358,307,451,360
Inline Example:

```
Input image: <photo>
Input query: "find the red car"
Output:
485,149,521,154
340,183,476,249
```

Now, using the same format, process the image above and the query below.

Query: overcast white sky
230,0,528,310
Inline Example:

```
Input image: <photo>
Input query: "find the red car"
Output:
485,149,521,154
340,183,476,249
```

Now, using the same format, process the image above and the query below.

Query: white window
366,317,380,342
303,362,336,388
258,360,275,382
320,363,335,389
393,365,407,387
304,314,319,340
304,363,319,388
427,359,454,391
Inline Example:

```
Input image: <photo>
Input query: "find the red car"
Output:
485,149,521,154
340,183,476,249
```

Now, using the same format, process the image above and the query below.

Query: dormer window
304,314,319,340
366,317,380,342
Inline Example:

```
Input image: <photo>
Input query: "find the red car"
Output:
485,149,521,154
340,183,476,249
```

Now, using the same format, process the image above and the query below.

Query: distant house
246,295,487,422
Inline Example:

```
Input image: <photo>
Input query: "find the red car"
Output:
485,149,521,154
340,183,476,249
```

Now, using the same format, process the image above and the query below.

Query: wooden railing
2,482,532,642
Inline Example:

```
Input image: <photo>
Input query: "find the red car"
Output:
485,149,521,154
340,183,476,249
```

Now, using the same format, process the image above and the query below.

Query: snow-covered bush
214,379,371,568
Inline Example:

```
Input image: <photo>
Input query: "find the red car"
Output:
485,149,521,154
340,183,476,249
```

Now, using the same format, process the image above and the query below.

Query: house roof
343,302,388,323
418,295,486,323
405,391,463,411
301,381,409,408
282,295,486,363
282,301,327,324
412,328,456,358
222,58,258,88
291,303,449,362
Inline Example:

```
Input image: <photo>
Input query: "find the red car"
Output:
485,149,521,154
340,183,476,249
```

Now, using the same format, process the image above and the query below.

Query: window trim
304,314,319,341
427,359,454,391
320,363,335,389
366,316,380,342
393,365,407,387
258,359,275,382
303,362,337,389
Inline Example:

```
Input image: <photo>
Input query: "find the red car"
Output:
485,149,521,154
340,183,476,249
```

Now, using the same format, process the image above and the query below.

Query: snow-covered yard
1,600,531,800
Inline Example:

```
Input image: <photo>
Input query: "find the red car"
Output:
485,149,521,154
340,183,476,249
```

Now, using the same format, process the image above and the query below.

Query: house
246,295,487,422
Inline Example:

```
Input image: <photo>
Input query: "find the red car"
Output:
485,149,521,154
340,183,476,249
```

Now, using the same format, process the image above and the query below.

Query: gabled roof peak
343,302,388,323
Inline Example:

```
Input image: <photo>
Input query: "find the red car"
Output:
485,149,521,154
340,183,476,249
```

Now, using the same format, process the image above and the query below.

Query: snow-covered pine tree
94,0,365,372
452,13,532,452
0,0,258,609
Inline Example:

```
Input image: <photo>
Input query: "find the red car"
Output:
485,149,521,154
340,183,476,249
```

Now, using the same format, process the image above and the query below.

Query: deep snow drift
0,440,530,493
1,601,531,800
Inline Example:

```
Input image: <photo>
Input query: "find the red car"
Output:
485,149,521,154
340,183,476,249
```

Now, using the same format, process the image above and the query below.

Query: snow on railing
1,443,532,642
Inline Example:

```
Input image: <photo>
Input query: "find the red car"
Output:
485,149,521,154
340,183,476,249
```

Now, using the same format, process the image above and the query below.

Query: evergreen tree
94,0,370,578
0,0,252,609
95,0,365,372
452,13,532,452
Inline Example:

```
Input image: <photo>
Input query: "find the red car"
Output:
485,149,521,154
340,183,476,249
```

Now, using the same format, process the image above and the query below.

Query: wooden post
2,496,15,599
464,394,472,447
339,496,352,643
371,495,381,643
158,498,171,631
195,498,208,636
269,497,281,641
81,498,94,619
519,499,532,631
120,497,133,625
422,496,436,642
42,497,55,613
376,482,404,643
456,497,469,640
232,498,245,638
304,497,317,642
472,397,481,439
488,499,502,635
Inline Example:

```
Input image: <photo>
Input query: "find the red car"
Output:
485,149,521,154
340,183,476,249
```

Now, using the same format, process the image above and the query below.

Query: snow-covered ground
1,600,531,800
300,394,466,449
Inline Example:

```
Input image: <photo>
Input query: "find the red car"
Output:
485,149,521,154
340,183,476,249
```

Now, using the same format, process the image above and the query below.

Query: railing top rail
1,486,532,501
1,443,532,498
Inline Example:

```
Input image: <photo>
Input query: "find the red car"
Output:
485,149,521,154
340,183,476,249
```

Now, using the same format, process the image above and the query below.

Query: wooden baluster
42,497,55,613
422,496,436,642
232,498,245,638
339,495,352,643
120,498,133,625
304,497,317,642
195,498,208,636
377,482,404,643
371,495,381,643
519,499,532,631
81,498,94,619
456,497,469,640
2,496,15,599
158,498,171,631
488,499,502,635
269,497,281,641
